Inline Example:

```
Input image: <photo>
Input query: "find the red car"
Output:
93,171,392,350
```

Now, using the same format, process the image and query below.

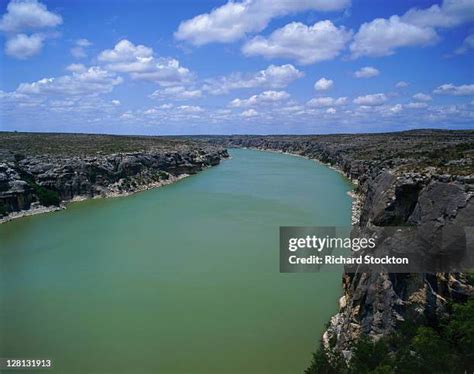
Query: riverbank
0,204,65,224
0,172,195,224
0,132,229,224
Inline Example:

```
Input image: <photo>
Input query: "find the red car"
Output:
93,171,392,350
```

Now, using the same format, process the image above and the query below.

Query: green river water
0,149,353,374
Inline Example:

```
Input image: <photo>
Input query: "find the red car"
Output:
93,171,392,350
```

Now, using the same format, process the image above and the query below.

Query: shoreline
0,172,191,225
0,204,66,224
240,146,363,225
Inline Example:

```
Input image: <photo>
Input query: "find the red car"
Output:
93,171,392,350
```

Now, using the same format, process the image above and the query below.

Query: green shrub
305,345,346,374
0,201,7,216
444,298,474,370
159,171,169,180
349,337,390,373
466,271,474,286
306,298,474,374
395,327,455,374
34,185,61,206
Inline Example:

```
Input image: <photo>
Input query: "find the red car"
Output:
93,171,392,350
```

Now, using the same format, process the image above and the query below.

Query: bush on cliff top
306,297,474,374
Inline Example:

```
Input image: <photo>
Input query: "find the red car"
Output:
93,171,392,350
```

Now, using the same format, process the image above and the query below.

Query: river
0,149,353,374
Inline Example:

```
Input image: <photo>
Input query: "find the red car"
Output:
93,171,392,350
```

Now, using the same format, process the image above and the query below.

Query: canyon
1,130,473,369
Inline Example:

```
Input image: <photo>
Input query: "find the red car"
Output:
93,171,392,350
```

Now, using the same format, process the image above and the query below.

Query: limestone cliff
206,130,474,358
0,133,228,220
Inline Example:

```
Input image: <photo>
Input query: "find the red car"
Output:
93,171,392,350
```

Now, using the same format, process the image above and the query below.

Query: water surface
0,149,352,374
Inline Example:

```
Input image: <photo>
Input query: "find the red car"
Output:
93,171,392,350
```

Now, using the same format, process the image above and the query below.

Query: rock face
0,133,228,219
324,176,473,355
205,130,474,356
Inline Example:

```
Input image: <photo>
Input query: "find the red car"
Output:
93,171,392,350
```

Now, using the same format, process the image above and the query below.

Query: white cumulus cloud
174,0,350,45
176,105,204,113
350,16,437,58
241,108,258,117
350,0,474,58
406,102,428,109
389,104,403,114
402,0,474,29
203,64,303,94
150,86,202,100
0,0,62,32
0,0,62,59
353,93,388,106
354,66,379,78
98,40,191,86
65,63,86,73
413,93,432,101
98,39,153,64
242,20,352,65
230,90,289,107
395,81,409,88
307,96,347,107
433,83,474,96
5,33,43,58
16,66,123,96
314,77,333,91
71,38,92,58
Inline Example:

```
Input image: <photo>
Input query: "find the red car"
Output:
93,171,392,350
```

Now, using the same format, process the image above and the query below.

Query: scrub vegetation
0,131,205,157
306,296,474,374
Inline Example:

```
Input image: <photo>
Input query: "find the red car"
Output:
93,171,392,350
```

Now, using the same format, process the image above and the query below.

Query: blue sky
0,0,473,135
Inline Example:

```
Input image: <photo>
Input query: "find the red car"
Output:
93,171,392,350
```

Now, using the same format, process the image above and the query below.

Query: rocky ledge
0,132,228,222
205,130,474,362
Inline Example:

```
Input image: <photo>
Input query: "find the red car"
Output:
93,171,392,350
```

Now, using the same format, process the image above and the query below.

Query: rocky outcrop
324,175,473,357
0,145,228,221
206,131,474,359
